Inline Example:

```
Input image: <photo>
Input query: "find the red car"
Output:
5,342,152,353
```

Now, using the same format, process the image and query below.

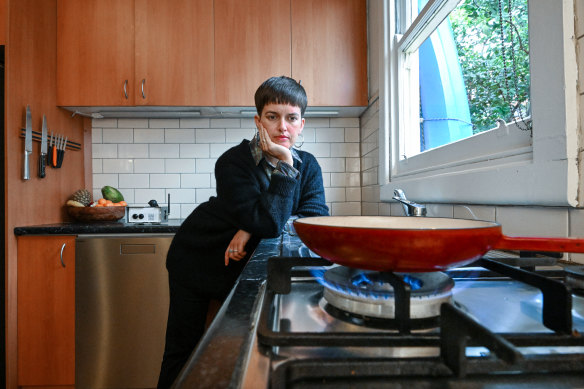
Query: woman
157,76,329,389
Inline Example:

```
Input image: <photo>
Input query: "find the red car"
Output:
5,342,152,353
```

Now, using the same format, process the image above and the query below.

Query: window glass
400,0,530,156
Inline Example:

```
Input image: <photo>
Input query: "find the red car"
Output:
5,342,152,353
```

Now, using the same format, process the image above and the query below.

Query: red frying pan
293,216,584,272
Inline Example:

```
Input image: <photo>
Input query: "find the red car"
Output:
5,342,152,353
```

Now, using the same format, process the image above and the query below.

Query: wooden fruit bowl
67,206,126,222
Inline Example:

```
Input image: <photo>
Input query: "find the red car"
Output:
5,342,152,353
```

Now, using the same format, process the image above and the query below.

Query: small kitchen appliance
126,194,170,224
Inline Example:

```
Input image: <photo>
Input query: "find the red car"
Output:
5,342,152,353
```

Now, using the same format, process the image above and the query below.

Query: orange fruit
97,198,107,205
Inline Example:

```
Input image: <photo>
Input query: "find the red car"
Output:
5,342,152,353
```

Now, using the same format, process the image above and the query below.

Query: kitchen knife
39,115,47,178
23,105,32,180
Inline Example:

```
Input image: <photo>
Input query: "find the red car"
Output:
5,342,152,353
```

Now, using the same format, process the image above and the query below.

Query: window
379,0,580,206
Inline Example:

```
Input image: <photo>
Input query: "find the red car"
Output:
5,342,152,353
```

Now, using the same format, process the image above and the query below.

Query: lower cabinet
17,235,76,388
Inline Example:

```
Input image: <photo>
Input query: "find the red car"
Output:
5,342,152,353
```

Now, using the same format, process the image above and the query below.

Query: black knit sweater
166,139,329,298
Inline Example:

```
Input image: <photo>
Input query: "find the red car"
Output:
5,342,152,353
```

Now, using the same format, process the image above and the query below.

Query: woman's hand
258,123,293,166
224,229,252,266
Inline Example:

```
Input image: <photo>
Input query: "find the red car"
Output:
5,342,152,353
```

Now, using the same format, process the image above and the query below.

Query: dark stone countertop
174,233,307,388
14,219,183,235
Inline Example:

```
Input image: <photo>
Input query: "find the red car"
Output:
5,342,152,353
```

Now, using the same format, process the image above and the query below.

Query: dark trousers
157,275,210,389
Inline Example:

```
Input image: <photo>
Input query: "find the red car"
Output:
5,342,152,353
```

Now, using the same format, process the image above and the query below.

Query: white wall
91,117,362,219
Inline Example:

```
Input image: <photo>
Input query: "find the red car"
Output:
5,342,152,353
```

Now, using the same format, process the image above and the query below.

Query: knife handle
39,152,46,178
23,150,31,180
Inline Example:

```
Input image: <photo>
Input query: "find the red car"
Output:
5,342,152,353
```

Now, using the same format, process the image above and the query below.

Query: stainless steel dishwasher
75,234,174,389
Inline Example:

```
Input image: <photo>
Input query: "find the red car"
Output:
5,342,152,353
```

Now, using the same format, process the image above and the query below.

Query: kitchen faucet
392,189,427,216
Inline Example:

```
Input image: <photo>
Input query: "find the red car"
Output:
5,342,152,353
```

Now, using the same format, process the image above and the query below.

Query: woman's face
255,103,305,149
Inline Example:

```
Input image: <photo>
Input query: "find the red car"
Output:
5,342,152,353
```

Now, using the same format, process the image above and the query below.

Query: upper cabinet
134,0,214,105
56,0,367,109
214,0,291,107
291,0,368,107
57,0,214,107
57,0,135,106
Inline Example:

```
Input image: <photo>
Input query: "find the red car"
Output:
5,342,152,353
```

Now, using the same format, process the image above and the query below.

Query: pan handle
495,235,584,253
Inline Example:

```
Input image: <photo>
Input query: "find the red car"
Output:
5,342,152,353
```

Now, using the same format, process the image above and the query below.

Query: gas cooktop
240,254,584,388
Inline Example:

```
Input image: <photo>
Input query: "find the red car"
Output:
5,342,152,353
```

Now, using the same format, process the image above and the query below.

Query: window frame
379,0,581,207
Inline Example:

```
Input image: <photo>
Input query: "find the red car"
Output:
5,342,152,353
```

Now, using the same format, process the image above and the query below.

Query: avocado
101,186,124,203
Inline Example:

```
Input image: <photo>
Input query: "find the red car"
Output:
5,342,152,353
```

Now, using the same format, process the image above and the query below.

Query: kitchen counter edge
13,219,184,235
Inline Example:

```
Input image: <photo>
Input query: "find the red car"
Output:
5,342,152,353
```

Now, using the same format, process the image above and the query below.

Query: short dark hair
254,76,308,116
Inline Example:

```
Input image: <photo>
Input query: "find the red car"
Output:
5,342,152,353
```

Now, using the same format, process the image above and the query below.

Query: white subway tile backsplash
426,204,454,218
118,144,149,158
165,158,196,173
92,118,118,128
210,143,239,157
361,202,380,216
346,187,361,202
300,127,315,143
226,128,255,143
118,118,149,128
331,202,361,216
180,118,210,128
102,159,134,174
331,143,359,158
195,158,216,173
346,157,361,172
148,144,180,158
325,187,346,202
93,174,119,189
93,116,364,218
134,128,165,143
165,128,195,143
330,118,359,127
304,118,330,128
134,159,165,173
210,118,241,128
150,174,181,188
316,127,346,143
103,128,133,143
118,174,149,188
196,128,225,143
150,119,180,128
302,143,330,158
181,173,212,188
92,128,103,143
345,127,360,143
180,144,210,158
93,143,118,158
196,188,216,203
319,158,346,173
135,189,166,205
179,204,197,219
92,159,103,174
330,172,360,187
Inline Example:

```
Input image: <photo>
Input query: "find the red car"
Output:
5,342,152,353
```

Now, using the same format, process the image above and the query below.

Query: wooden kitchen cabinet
56,0,135,106
17,235,76,387
291,0,368,106
214,0,291,106
57,0,214,106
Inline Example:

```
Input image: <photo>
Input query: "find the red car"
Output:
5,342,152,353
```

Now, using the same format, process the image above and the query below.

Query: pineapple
69,189,92,206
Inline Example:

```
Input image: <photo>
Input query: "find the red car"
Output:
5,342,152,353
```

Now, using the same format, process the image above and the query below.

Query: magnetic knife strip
20,128,81,151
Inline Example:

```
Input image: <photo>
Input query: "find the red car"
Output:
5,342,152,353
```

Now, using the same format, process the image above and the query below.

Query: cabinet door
135,0,214,106
291,0,368,106
57,0,135,106
17,236,76,386
214,0,291,107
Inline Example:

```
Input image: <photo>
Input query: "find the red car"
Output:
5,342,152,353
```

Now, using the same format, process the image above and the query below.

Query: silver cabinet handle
60,243,66,268
141,78,146,99
123,79,129,99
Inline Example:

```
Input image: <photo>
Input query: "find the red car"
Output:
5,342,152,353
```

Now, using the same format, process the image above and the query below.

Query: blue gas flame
311,268,423,301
